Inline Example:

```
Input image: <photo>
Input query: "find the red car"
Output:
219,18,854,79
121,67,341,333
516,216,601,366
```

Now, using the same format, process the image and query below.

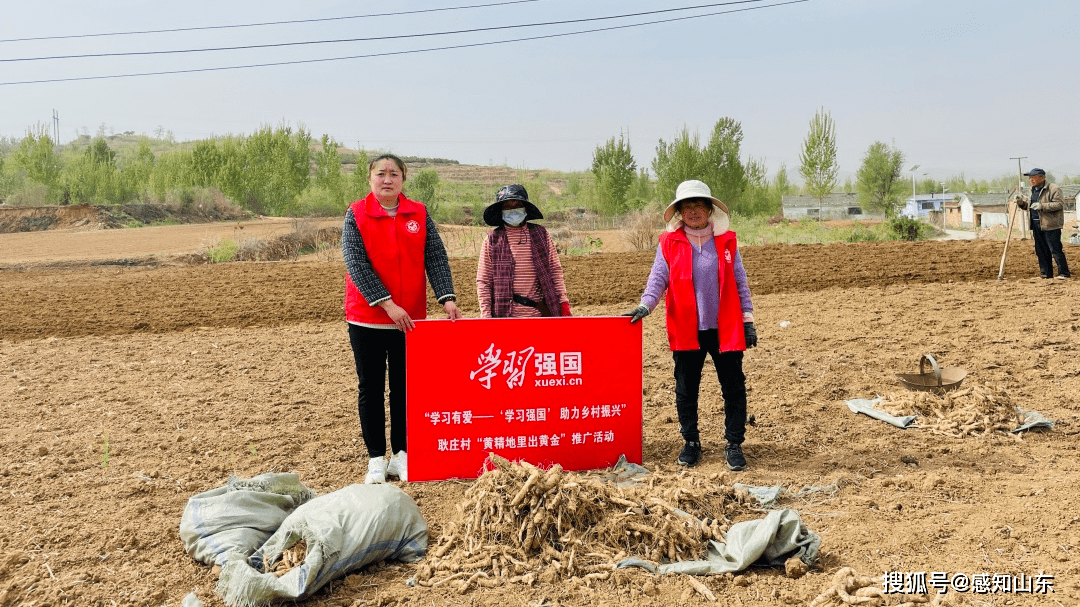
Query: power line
5,0,776,63
0,0,811,86
0,0,548,44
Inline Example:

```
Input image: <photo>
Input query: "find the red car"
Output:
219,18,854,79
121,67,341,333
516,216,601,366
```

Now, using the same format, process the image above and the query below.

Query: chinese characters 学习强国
469,343,582,390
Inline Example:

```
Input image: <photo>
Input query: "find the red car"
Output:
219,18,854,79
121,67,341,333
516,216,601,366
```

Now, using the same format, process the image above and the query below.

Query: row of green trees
591,107,1062,222
0,125,385,216
591,119,789,218
588,109,907,220
797,107,1063,215
0,124,558,221
2,118,1066,221
797,107,910,217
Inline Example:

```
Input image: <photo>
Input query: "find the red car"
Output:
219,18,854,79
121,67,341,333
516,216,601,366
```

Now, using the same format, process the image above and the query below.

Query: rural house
947,186,1078,230
1060,184,1080,221
943,198,962,228
954,193,1010,229
780,193,885,221
900,194,950,227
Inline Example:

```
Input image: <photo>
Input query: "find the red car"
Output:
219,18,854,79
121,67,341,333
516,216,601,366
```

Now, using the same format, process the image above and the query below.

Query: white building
780,193,886,221
900,194,951,223
955,194,1009,229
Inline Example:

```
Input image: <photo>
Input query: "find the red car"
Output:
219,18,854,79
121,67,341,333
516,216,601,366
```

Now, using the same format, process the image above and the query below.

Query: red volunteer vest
345,193,428,324
660,229,745,352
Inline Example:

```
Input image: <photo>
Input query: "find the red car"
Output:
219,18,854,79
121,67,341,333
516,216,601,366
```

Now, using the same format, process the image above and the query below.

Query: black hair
368,153,407,180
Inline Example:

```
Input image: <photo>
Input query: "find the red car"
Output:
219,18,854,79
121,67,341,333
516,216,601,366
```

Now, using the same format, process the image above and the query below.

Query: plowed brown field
1,221,1078,607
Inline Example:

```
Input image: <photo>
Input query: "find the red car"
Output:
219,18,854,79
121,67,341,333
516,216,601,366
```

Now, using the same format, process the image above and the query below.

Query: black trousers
671,329,747,446
1032,222,1070,278
348,324,407,457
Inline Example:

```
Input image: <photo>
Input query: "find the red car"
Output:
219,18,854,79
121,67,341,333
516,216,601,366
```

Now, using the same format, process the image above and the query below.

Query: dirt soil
1,219,1079,607
0,204,342,266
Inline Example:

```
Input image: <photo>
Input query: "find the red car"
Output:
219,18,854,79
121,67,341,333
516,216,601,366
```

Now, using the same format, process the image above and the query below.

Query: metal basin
895,354,967,395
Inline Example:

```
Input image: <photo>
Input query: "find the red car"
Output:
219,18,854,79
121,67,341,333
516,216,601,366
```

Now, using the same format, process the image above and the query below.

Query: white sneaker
365,457,387,484
386,450,408,482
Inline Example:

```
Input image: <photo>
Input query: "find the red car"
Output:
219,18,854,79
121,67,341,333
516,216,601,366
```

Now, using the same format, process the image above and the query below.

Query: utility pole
1009,156,1028,239
52,109,59,144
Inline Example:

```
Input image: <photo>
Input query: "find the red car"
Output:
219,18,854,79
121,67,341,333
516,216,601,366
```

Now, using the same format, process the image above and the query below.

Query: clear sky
2,0,1078,182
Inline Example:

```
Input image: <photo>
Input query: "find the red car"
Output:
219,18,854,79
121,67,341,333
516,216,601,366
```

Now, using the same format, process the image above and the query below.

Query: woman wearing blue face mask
476,184,572,318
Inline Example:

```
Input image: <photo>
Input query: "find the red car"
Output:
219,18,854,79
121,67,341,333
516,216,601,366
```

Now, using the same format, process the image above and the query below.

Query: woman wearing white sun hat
623,179,757,471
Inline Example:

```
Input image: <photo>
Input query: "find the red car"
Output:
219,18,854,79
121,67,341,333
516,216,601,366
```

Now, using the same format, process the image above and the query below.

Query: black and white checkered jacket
342,206,456,306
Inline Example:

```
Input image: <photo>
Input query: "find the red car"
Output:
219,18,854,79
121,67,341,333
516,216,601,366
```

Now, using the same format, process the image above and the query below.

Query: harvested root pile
414,454,754,593
809,567,945,607
264,539,307,577
878,384,1022,438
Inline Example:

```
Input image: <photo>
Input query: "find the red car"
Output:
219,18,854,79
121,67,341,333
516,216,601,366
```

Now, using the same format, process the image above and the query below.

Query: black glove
621,304,649,324
743,322,758,348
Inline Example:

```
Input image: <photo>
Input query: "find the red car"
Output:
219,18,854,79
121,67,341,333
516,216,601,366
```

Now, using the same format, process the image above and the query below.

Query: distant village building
943,198,962,228
954,193,1009,229
782,186,1079,226
900,194,950,227
1060,184,1080,222
780,193,886,221
946,187,1078,229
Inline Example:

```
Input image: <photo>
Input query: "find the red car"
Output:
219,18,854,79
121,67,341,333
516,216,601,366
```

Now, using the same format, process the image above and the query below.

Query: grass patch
148,218,184,227
206,237,239,262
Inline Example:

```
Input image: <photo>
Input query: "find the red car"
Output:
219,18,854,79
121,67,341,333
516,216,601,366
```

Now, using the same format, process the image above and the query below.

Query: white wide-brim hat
663,180,730,234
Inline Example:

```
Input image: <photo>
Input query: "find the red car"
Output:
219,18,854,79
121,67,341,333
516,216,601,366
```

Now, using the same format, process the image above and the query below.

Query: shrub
438,226,485,257
224,222,341,262
406,168,440,215
844,230,879,243
888,216,926,241
206,238,239,262
293,185,348,217
622,209,665,251
158,186,238,218
165,187,197,211
566,173,582,196
5,182,54,206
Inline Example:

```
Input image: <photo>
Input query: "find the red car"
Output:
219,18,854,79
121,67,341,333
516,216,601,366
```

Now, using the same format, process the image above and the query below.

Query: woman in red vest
623,180,757,471
476,184,572,318
343,153,462,484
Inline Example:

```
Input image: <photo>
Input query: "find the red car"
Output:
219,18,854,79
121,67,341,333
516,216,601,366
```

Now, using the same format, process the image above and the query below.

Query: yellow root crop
877,383,1022,438
413,453,751,593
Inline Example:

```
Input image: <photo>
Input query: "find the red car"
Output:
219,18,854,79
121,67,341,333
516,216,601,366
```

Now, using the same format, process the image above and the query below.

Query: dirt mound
0,202,253,234
0,203,104,232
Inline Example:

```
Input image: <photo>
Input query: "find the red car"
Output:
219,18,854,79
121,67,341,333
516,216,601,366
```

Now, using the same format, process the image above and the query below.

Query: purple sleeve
733,249,754,316
640,244,670,311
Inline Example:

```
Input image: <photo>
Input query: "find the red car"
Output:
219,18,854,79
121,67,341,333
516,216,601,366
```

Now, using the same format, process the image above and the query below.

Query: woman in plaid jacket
343,153,461,484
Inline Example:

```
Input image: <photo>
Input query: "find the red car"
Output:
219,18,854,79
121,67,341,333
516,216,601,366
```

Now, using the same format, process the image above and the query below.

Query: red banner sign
405,317,643,482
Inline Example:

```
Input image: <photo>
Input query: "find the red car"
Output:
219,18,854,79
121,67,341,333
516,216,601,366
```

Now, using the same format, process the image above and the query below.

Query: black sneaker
677,441,701,467
725,444,747,471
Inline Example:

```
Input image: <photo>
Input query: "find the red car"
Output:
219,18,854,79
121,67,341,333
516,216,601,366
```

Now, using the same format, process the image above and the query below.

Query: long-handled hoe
997,199,1020,280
